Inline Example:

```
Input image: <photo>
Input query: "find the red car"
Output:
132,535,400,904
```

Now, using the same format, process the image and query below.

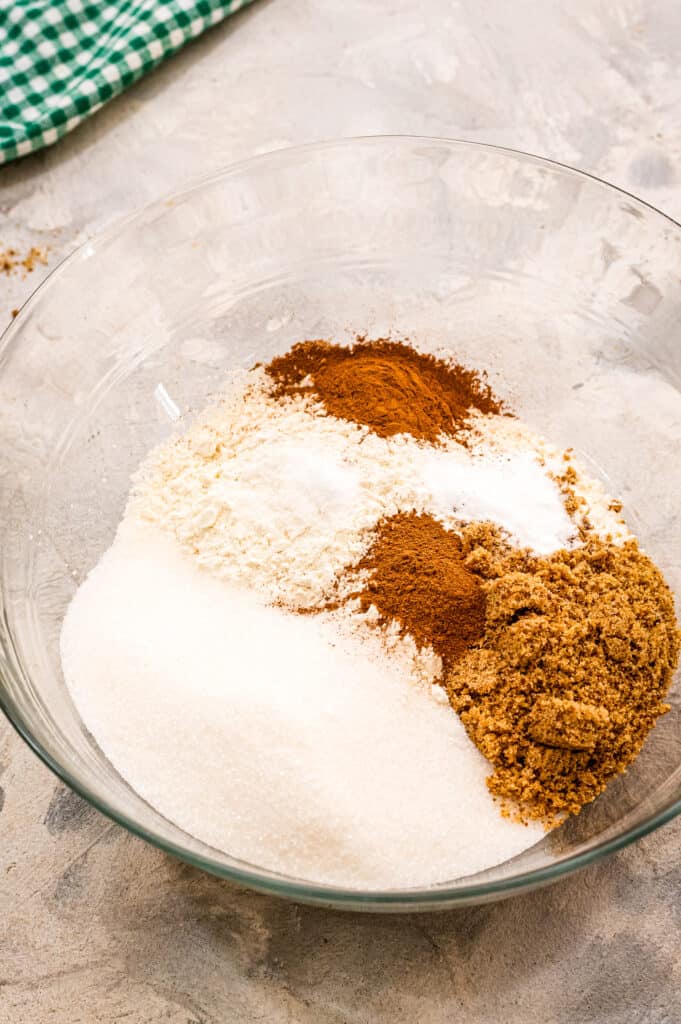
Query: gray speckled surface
2,2,681,1020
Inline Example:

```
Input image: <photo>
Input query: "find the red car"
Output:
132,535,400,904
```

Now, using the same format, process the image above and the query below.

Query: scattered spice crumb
552,462,587,522
0,249,17,273
1,245,48,276
11,308,19,319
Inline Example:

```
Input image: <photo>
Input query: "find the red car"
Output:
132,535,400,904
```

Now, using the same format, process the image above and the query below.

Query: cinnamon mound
265,338,502,442
356,513,486,665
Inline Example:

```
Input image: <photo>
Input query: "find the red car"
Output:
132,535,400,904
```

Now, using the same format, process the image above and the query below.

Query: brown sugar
265,338,503,443
446,524,681,822
527,697,610,751
354,512,486,665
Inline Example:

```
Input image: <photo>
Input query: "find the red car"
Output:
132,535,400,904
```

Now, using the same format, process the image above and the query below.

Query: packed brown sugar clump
265,338,503,443
447,524,681,822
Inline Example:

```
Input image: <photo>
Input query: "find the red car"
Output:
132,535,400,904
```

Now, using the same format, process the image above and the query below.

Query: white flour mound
130,371,609,609
61,522,544,889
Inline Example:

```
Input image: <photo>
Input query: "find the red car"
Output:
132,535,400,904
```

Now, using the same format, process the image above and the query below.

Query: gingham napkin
0,0,251,164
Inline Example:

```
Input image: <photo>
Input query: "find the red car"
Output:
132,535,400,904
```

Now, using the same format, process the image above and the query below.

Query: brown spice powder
355,513,486,664
265,338,503,443
447,524,681,822
1,245,47,276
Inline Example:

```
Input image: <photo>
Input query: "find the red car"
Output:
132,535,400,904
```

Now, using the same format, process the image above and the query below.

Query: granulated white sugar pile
61,337,648,889
61,523,544,888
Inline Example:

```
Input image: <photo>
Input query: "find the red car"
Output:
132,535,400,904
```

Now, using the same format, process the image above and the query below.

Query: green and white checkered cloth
0,0,251,164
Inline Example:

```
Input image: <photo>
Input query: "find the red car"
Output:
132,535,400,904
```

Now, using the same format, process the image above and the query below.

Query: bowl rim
2,133,681,910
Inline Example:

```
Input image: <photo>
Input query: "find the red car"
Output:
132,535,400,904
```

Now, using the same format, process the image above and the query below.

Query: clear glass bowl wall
2,138,681,910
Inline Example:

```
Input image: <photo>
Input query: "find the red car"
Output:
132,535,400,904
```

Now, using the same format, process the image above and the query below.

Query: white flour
130,371,606,609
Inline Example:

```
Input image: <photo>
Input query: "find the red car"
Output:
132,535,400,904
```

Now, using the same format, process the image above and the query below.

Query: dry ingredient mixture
61,336,680,888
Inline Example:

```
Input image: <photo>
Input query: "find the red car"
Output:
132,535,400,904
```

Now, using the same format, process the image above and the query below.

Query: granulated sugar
61,522,544,888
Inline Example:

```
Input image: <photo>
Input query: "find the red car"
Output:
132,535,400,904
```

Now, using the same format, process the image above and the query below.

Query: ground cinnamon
355,512,486,664
265,338,503,443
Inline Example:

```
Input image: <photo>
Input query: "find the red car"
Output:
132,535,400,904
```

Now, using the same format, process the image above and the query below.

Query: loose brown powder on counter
447,524,681,822
0,248,18,274
0,245,47,276
352,512,487,666
265,338,503,443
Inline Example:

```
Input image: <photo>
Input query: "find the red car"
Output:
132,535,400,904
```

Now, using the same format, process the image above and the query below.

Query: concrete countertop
2,2,681,1020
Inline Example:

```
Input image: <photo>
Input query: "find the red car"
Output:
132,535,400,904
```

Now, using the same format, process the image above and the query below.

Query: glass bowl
2,137,681,911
